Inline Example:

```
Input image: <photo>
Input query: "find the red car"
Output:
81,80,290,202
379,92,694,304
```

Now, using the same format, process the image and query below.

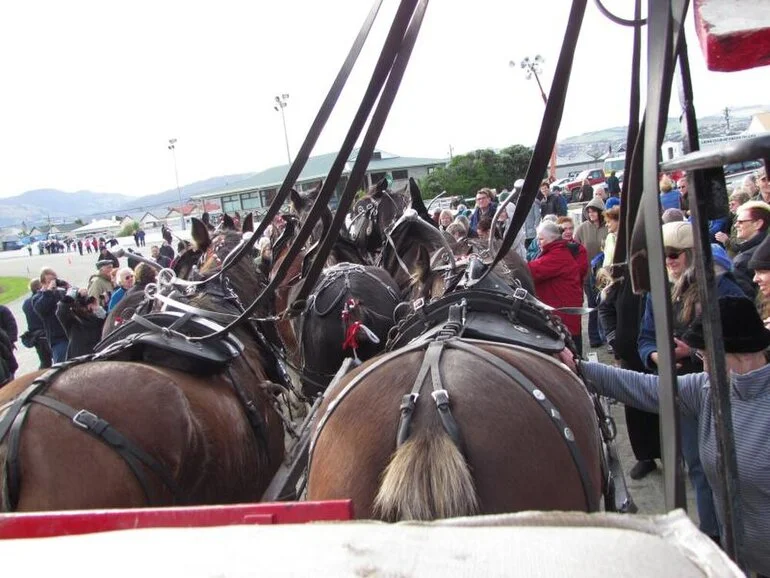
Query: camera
55,279,68,288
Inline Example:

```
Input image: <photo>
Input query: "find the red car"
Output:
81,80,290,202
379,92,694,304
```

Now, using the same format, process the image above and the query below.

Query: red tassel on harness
342,321,362,351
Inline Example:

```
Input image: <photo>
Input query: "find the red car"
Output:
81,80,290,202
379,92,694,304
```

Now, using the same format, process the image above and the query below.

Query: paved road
0,234,699,523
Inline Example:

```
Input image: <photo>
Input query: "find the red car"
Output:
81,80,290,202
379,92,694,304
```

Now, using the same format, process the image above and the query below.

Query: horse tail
373,428,479,522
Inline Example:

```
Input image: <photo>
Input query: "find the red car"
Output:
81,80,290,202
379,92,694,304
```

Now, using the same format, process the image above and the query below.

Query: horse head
289,183,330,245
348,179,409,256
190,217,260,306
380,209,456,302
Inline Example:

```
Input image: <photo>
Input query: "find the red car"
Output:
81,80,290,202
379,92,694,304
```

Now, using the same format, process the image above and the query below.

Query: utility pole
723,106,731,133
448,144,454,160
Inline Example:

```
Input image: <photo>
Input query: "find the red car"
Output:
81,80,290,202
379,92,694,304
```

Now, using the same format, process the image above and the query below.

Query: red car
564,168,606,196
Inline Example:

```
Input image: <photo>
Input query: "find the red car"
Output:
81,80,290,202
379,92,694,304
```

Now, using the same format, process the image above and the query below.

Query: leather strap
188,0,421,344
29,395,179,506
483,0,587,280
165,0,386,292
288,0,428,312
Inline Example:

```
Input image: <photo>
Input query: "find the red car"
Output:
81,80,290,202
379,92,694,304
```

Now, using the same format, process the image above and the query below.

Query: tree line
418,144,534,199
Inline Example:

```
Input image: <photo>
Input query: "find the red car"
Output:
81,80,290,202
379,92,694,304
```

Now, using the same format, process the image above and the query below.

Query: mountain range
1,105,766,229
0,173,255,228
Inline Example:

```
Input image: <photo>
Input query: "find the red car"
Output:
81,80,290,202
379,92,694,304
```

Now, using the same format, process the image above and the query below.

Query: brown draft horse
0,220,284,511
307,336,603,520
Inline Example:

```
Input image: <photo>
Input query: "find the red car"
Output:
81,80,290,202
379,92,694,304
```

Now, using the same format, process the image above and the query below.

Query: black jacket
733,231,766,299
55,298,105,359
32,289,68,344
0,305,18,344
22,292,45,333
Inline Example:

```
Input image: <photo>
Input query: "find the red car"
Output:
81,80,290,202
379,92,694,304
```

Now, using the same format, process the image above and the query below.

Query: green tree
117,220,140,237
419,144,534,199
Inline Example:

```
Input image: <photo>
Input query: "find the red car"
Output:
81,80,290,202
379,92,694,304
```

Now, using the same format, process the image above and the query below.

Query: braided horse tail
373,426,479,522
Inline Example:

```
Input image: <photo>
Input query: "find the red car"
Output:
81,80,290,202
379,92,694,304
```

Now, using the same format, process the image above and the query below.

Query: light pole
273,93,291,165
167,138,186,230
511,56,558,181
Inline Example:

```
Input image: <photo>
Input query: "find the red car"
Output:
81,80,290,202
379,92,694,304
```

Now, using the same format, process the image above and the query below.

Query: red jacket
528,239,584,335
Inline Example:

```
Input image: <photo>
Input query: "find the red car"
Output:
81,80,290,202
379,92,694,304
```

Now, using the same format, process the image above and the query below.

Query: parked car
723,160,763,176
550,177,571,191
564,168,606,196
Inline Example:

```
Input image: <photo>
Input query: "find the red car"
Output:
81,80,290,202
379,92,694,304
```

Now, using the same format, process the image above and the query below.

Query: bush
118,220,140,237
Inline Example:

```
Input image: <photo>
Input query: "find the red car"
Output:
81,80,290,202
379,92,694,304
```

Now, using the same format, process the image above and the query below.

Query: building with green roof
192,148,447,215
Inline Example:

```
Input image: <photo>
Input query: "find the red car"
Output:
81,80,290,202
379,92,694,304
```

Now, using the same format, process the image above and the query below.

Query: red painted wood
693,0,770,72
0,500,353,539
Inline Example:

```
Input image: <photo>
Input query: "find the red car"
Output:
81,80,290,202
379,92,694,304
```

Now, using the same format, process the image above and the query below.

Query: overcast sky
0,0,767,199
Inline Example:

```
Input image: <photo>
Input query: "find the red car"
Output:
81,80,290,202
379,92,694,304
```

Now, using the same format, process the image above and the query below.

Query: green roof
193,148,447,199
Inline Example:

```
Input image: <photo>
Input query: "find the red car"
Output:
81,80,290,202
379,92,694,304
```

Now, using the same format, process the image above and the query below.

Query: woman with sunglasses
636,221,745,541
559,296,770,578
731,200,770,299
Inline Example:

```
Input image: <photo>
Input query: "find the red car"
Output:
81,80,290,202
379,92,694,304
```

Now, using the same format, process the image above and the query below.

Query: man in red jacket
528,221,585,355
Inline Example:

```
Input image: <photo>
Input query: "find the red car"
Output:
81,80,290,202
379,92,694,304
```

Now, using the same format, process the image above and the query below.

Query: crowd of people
0,235,184,384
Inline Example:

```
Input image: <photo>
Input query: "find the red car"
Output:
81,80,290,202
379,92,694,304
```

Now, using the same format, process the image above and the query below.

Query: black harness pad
94,312,243,375
388,290,565,353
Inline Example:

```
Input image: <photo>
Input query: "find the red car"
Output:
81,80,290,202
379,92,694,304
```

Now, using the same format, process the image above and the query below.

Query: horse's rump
0,360,283,512
307,340,602,520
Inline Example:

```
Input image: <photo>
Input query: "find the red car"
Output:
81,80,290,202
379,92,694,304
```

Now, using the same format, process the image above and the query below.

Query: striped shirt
581,361,770,576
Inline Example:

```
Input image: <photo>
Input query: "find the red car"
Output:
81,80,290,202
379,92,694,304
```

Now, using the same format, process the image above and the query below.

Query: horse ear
369,179,386,199
289,188,303,212
242,213,254,233
308,181,323,199
191,218,211,251
222,214,236,230
408,177,434,225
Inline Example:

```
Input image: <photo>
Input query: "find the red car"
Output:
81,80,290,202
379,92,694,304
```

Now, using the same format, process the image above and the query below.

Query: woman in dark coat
55,289,106,359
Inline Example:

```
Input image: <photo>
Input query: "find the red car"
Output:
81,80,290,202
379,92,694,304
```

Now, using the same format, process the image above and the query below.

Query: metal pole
168,138,185,231
515,57,558,180
274,94,292,165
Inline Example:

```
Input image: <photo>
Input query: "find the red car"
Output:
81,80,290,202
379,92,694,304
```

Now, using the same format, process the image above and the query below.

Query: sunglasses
736,219,756,224
665,250,684,259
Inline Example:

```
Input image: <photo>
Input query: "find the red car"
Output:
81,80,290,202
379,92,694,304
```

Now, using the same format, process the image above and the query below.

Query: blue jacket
32,289,68,345
468,202,498,237
659,190,681,211
637,273,746,370
108,287,126,312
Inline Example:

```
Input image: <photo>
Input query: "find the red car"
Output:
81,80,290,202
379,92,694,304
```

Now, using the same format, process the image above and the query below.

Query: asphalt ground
0,235,698,522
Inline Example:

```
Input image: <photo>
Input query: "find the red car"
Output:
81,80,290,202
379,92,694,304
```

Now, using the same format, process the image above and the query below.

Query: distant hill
0,189,133,228
0,174,254,228
558,104,766,157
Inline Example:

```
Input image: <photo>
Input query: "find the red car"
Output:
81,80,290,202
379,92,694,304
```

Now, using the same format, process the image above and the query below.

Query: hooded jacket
528,239,584,335
573,197,608,261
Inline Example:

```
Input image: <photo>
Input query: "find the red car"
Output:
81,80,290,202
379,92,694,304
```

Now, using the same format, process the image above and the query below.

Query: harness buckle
72,409,99,430
400,393,419,413
512,287,528,301
412,298,425,311
431,389,450,409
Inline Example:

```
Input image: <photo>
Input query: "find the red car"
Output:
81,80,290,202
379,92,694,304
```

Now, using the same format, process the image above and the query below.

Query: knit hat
682,296,770,353
748,234,770,271
95,259,113,269
661,221,693,250
604,196,620,210
710,243,732,272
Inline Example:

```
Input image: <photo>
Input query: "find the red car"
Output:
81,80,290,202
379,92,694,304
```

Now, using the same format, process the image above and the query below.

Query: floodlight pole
167,138,186,230
513,56,558,181
274,94,292,165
